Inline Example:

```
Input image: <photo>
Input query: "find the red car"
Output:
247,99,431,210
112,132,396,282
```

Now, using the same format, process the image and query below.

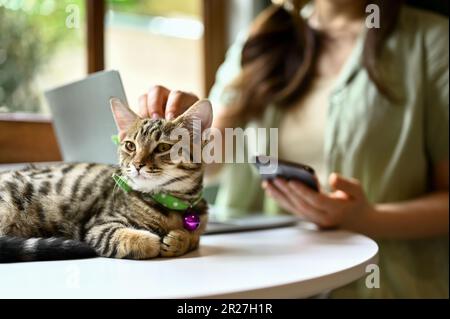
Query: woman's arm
365,190,448,239
365,160,449,238
264,160,449,239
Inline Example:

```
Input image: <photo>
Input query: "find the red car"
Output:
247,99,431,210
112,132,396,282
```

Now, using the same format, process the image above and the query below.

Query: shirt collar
332,27,367,92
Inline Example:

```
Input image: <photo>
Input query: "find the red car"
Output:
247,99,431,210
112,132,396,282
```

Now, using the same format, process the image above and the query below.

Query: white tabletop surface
0,163,378,298
0,225,378,299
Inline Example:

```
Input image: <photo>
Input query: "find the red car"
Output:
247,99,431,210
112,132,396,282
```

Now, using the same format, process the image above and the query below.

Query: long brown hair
224,0,403,126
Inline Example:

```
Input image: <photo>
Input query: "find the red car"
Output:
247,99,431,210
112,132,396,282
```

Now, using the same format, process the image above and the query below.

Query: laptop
44,70,299,234
45,70,125,165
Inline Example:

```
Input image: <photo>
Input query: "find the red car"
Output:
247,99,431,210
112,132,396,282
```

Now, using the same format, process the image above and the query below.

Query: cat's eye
124,141,136,152
155,143,172,153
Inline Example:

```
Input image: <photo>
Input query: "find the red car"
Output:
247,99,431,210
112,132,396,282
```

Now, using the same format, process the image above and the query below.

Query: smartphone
253,155,319,192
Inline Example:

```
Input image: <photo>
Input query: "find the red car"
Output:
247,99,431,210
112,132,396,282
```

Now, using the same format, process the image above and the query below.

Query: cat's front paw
115,229,161,259
160,229,190,257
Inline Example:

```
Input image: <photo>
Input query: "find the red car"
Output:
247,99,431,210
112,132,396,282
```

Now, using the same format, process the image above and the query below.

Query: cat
0,98,212,262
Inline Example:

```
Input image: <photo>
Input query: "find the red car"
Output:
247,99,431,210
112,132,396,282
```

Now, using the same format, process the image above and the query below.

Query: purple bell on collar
183,211,200,231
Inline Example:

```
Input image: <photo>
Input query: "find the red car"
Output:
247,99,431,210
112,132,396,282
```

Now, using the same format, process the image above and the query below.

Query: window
105,0,204,106
0,0,86,114
0,0,228,163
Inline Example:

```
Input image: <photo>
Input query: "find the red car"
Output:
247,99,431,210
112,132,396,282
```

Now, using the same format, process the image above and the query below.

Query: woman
138,0,449,298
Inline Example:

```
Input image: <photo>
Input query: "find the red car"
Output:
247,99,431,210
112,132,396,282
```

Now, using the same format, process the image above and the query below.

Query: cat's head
110,98,213,195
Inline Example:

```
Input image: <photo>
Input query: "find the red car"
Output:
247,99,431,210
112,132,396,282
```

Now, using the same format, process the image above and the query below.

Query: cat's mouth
125,165,162,182
135,169,162,178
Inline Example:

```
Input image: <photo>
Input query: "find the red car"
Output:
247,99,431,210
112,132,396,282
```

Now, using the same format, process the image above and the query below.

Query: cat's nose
133,162,145,172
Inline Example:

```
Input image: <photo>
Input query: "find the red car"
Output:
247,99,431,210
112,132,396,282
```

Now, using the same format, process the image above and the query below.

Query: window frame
0,0,228,163
202,0,228,95
86,0,105,73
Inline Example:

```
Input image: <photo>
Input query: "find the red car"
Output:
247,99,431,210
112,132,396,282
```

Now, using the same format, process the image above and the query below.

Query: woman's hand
138,85,199,120
262,173,374,230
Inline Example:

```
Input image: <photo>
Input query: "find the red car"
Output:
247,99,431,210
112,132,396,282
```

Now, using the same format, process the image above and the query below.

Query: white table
0,225,378,298
0,164,378,298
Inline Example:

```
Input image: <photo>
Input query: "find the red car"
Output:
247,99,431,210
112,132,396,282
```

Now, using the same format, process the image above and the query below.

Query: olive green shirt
209,6,449,298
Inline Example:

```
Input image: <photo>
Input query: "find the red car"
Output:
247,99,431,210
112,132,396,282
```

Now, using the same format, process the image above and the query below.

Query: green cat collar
150,192,203,211
112,173,202,211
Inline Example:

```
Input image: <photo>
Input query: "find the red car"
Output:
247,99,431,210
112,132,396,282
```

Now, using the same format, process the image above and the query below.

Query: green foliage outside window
107,0,200,18
0,0,84,113
0,0,198,113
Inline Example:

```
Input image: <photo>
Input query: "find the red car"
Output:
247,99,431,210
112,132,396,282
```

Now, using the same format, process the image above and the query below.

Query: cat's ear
177,99,213,132
110,98,139,136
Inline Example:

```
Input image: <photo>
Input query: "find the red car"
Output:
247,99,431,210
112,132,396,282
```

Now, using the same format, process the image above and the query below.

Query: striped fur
0,237,97,262
0,108,209,263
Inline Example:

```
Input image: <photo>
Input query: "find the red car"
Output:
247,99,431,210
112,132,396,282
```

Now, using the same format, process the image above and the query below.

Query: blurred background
1,0,200,115
0,0,447,164
0,0,272,116
0,0,268,163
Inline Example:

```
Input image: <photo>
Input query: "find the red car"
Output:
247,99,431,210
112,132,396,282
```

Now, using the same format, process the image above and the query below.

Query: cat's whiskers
110,175,124,206
142,170,185,182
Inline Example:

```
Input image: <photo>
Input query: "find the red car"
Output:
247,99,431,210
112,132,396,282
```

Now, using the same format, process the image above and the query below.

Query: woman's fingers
165,90,199,120
287,179,354,229
138,94,150,118
272,179,328,225
265,176,368,230
263,182,298,215
146,85,170,119
137,86,169,118
287,179,337,211
138,86,199,120
329,173,363,199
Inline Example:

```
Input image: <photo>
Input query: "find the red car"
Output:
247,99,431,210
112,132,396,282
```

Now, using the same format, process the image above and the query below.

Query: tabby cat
0,98,212,262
